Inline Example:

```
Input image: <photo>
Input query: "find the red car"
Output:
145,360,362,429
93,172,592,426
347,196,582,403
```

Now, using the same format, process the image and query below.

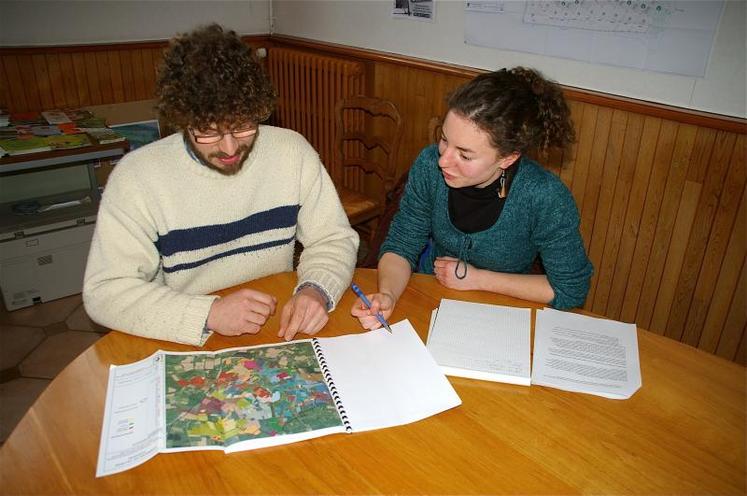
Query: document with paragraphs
531,309,641,399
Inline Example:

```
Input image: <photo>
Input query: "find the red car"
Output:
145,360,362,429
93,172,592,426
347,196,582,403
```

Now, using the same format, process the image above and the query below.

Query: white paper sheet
317,319,462,432
426,299,531,385
531,308,642,399
96,353,164,477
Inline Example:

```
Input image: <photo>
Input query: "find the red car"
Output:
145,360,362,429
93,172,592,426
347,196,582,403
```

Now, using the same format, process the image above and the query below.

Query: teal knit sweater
380,145,593,309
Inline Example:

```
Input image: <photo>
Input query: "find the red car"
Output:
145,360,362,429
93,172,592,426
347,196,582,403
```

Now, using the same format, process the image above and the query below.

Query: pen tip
384,324,393,334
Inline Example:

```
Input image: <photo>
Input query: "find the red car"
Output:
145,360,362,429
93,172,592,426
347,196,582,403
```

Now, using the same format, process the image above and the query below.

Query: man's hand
278,286,329,341
207,288,277,336
350,291,395,330
433,256,483,291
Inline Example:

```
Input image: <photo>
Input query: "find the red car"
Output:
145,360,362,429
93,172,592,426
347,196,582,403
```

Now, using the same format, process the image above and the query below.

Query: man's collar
182,133,201,164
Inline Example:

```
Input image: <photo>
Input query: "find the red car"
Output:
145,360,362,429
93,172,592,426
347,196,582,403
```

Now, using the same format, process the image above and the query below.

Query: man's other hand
207,289,277,336
278,286,329,341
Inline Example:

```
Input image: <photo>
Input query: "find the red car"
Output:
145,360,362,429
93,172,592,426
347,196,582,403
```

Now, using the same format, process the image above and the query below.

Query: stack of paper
426,299,643,400
426,299,531,385
531,308,642,399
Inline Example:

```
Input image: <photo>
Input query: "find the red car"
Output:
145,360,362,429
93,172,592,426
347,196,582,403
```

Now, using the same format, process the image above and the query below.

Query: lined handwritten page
427,299,531,385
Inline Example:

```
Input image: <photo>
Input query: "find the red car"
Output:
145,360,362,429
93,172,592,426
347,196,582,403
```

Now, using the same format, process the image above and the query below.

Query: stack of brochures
0,108,125,156
81,127,126,145
0,136,51,156
426,299,642,400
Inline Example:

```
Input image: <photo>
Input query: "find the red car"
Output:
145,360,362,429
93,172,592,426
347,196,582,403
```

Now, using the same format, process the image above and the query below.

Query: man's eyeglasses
189,125,257,144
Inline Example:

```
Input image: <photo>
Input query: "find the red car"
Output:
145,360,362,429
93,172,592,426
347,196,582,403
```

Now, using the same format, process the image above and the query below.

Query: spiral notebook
96,319,461,477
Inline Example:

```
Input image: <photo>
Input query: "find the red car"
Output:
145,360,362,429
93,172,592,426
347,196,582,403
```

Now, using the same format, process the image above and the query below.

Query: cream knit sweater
83,126,358,345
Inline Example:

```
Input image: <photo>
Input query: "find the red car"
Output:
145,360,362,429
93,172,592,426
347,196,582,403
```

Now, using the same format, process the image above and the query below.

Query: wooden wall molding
0,40,170,55
3,33,743,132
0,35,271,55
268,35,747,134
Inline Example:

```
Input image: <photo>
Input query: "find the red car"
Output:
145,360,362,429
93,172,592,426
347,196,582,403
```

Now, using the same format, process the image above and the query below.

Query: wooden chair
359,115,439,267
359,169,410,268
427,115,442,145
334,96,403,237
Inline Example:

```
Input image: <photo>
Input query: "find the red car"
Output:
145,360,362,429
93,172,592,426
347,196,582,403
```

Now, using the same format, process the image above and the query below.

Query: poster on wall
393,0,435,22
464,0,724,77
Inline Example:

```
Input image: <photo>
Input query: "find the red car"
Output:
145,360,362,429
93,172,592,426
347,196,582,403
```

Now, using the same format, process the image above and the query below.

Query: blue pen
351,283,393,333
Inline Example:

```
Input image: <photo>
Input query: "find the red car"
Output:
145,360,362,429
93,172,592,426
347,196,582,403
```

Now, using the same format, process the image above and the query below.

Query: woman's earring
498,169,508,199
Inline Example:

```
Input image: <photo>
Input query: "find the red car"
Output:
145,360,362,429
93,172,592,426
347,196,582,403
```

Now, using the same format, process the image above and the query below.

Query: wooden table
1,269,744,494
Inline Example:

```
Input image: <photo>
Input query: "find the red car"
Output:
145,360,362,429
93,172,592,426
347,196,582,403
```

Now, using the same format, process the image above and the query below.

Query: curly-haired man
83,24,359,345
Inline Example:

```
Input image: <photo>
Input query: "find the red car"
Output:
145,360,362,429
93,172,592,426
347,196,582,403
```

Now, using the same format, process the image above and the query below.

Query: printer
0,161,100,310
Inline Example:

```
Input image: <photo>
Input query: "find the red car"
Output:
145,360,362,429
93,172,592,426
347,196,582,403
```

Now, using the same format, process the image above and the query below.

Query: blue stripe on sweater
162,235,296,273
156,205,300,257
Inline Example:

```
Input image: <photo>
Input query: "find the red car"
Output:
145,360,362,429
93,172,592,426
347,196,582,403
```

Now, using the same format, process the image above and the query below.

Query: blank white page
427,299,531,384
316,319,462,433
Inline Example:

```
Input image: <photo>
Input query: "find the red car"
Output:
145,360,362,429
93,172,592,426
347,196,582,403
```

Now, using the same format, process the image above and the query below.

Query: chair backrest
427,115,442,145
333,96,403,196
359,169,410,268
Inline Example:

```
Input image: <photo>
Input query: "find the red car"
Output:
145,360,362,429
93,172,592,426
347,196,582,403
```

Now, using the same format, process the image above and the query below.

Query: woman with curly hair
352,67,593,330
84,24,358,345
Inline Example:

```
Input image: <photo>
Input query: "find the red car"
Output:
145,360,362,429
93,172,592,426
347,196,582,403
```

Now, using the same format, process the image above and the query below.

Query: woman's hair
447,67,575,155
156,24,277,131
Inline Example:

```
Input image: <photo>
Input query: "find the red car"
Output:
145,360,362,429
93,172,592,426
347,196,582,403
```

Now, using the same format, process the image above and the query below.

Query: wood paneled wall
1,36,745,364
0,36,270,113
268,36,746,365
0,43,165,112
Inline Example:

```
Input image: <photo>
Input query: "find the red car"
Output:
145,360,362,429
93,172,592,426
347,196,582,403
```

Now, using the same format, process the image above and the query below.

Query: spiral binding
312,338,352,433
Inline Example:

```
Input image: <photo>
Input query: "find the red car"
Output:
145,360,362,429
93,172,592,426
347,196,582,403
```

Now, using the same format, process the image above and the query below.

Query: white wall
0,0,270,45
271,0,746,119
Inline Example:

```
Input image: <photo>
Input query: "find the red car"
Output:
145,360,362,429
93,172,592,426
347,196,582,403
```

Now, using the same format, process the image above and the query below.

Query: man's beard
185,135,255,176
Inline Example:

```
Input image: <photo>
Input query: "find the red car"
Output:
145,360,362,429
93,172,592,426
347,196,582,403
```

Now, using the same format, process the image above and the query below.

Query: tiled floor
0,293,108,445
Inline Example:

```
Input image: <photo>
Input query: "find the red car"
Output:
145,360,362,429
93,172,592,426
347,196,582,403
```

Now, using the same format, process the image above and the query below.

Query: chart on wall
464,1,724,76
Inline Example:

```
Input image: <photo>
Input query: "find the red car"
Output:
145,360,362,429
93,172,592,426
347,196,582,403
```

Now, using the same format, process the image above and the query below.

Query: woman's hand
434,257,555,304
433,256,484,291
350,291,396,330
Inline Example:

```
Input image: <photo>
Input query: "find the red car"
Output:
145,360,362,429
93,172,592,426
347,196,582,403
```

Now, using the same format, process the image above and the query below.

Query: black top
448,161,517,233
